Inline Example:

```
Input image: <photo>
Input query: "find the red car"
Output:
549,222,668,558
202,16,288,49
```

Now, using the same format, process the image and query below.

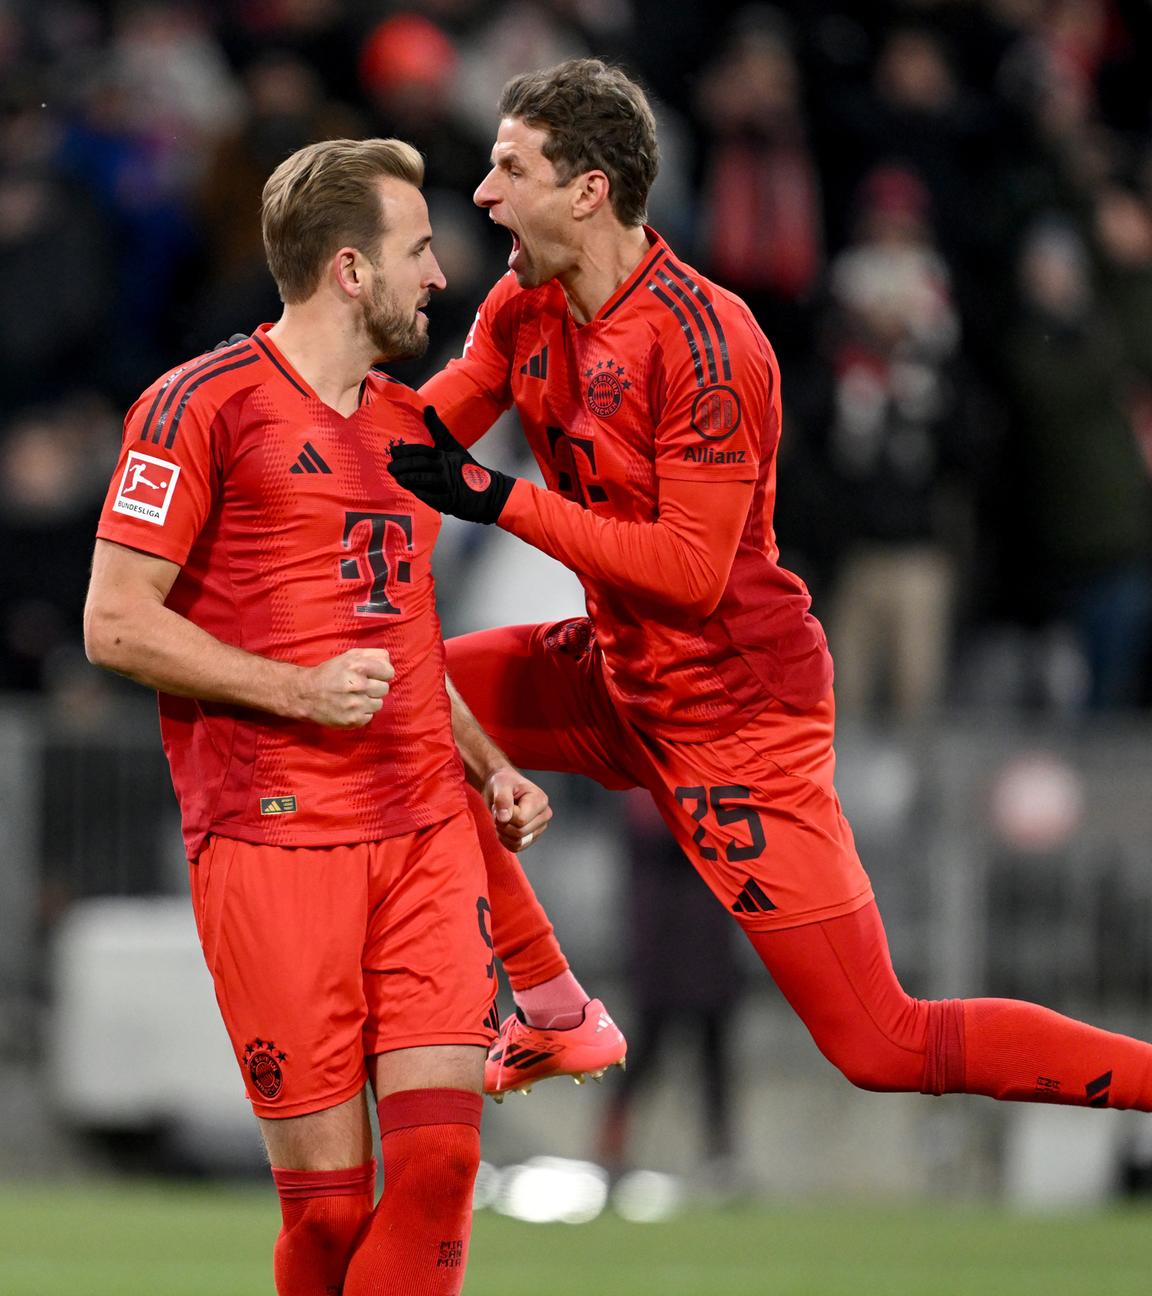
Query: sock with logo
343,1089,483,1296
955,998,1152,1106
271,1161,375,1295
747,900,1152,1108
464,784,573,992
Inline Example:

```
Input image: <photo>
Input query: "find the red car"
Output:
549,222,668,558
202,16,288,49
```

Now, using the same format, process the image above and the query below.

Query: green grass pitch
2,1184,1151,1294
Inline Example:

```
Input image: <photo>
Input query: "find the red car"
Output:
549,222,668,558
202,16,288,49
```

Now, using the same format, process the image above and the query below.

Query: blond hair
262,138,425,303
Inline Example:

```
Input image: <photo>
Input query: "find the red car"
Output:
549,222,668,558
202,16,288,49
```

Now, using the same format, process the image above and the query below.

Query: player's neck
267,311,374,417
559,224,651,325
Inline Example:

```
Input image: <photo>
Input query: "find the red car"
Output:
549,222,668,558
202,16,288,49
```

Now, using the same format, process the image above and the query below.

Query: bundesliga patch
260,795,298,815
111,450,181,525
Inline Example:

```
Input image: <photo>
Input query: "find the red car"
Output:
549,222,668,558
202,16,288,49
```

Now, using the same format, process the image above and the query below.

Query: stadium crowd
2,0,1152,713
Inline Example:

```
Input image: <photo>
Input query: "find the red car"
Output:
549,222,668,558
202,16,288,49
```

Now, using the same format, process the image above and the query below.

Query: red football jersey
97,326,467,858
422,229,832,738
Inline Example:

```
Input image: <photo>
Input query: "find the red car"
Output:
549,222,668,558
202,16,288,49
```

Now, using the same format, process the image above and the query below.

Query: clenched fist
485,765,553,852
294,648,395,727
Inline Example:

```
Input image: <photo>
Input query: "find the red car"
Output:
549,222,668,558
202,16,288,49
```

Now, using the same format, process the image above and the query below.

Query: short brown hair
261,138,424,303
499,59,658,228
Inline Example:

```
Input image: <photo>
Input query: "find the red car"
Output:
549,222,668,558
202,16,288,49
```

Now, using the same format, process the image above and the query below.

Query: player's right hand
485,765,552,852
296,649,395,727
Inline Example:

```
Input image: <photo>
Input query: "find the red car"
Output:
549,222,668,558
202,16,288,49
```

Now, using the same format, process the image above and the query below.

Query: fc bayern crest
584,358,631,417
244,1038,287,1101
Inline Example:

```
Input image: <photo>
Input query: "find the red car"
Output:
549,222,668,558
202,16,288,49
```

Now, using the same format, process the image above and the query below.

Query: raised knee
813,1038,922,1093
835,1056,912,1093
804,996,935,1094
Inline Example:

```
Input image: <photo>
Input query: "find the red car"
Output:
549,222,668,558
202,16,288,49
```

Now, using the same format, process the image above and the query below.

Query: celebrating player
392,60,1152,1112
84,138,555,1296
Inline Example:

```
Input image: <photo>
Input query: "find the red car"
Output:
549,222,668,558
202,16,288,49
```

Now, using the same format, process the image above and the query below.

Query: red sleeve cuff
498,476,537,531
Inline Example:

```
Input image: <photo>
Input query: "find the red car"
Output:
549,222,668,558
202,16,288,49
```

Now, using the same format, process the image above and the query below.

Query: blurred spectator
192,51,362,347
1095,183,1152,396
809,166,968,719
54,4,244,390
0,396,118,692
0,160,114,407
225,0,365,112
357,11,515,354
359,12,481,196
695,6,823,373
1004,216,1152,709
111,2,242,145
453,0,590,131
821,22,997,263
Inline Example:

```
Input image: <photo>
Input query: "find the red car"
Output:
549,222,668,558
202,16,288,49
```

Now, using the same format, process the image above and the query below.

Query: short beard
364,281,428,363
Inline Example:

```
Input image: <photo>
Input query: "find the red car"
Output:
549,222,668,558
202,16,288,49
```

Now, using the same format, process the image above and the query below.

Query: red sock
271,1161,375,1296
748,902,1152,1109
343,1089,483,1296
956,997,1152,1106
465,784,569,989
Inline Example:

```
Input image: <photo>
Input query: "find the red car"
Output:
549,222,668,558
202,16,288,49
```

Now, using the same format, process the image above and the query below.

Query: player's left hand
388,406,516,525
485,765,552,852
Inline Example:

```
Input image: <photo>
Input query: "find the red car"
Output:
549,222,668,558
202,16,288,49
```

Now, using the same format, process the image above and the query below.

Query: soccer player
84,138,553,1296
392,59,1152,1113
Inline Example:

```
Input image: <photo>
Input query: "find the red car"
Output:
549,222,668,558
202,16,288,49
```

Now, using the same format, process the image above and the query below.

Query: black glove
212,334,249,351
388,406,516,525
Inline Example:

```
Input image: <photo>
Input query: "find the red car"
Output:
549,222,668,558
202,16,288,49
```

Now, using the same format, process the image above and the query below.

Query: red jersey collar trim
250,324,314,401
251,324,374,412
594,227,669,323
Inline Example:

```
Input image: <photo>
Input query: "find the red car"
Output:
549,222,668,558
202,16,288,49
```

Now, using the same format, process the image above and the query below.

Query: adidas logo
260,795,298,815
596,1011,613,1034
1086,1070,1112,1107
519,346,549,379
289,441,332,474
494,1044,556,1070
731,878,777,915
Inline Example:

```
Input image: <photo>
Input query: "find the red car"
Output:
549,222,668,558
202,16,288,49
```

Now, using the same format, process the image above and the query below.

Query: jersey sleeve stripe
653,268,719,384
601,246,666,320
140,341,255,446
251,333,312,399
662,261,732,381
161,354,261,449
648,281,706,387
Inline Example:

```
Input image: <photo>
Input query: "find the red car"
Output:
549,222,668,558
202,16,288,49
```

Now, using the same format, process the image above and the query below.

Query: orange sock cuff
377,1088,483,1136
272,1160,377,1200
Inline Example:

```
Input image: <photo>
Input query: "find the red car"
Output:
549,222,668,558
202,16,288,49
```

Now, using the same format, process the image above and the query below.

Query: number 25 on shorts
674,784,767,862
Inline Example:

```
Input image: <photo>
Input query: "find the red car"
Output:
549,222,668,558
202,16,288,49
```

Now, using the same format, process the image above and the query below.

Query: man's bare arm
84,538,393,729
447,674,551,850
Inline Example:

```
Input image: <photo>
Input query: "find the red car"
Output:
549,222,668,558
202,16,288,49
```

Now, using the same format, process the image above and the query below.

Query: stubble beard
364,281,428,364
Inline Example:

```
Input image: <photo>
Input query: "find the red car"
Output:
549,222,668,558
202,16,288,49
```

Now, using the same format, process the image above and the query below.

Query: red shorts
189,811,498,1119
446,621,873,932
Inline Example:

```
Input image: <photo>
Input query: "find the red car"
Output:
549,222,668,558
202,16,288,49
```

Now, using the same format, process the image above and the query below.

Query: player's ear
332,247,365,298
572,170,611,221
